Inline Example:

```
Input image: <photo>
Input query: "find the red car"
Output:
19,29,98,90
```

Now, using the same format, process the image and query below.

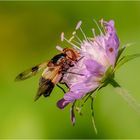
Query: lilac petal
64,91,84,102
105,20,120,48
103,20,115,34
64,82,93,102
64,81,99,102
102,20,120,66
105,37,119,66
105,39,118,66
108,20,114,26
70,105,75,126
84,59,105,76
57,98,70,109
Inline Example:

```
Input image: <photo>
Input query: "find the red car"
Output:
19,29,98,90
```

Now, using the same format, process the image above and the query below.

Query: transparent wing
15,61,48,81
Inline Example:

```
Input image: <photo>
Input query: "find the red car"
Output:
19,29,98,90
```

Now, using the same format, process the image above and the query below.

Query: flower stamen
69,35,81,46
93,19,104,35
72,40,81,46
75,20,88,41
56,45,63,52
92,28,96,37
79,27,88,41
72,32,83,44
99,18,106,34
60,32,81,50
75,20,82,30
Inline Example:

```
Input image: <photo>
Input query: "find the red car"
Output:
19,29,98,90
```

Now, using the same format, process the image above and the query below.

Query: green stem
90,96,98,134
110,79,140,116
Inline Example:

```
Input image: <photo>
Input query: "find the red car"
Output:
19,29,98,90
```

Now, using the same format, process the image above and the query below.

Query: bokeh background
0,1,140,139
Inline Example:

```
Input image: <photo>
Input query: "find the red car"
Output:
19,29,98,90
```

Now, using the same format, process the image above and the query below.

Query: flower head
57,19,120,110
56,19,140,128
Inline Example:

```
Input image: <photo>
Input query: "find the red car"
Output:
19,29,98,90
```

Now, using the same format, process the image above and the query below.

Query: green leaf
101,65,114,85
115,53,140,70
116,43,135,64
115,46,126,65
109,78,120,88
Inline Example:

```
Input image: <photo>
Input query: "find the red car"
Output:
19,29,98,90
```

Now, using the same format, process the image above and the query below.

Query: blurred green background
0,1,140,139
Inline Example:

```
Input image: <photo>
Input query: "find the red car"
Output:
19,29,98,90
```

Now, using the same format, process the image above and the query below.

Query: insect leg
58,74,69,89
77,56,84,62
56,84,66,94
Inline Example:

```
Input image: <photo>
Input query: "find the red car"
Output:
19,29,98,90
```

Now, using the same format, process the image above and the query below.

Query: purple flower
56,19,120,125
57,19,119,108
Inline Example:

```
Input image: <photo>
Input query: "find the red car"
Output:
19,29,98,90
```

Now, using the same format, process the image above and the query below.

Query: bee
15,48,80,101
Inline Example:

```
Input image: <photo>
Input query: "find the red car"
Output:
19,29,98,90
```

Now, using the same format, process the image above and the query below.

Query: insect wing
34,78,55,101
15,61,48,81
35,66,62,101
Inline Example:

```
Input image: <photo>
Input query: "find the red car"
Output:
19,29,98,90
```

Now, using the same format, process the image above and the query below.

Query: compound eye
66,51,73,59
63,48,78,61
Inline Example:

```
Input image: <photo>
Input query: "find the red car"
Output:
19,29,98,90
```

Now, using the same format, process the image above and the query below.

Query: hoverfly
15,47,81,101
